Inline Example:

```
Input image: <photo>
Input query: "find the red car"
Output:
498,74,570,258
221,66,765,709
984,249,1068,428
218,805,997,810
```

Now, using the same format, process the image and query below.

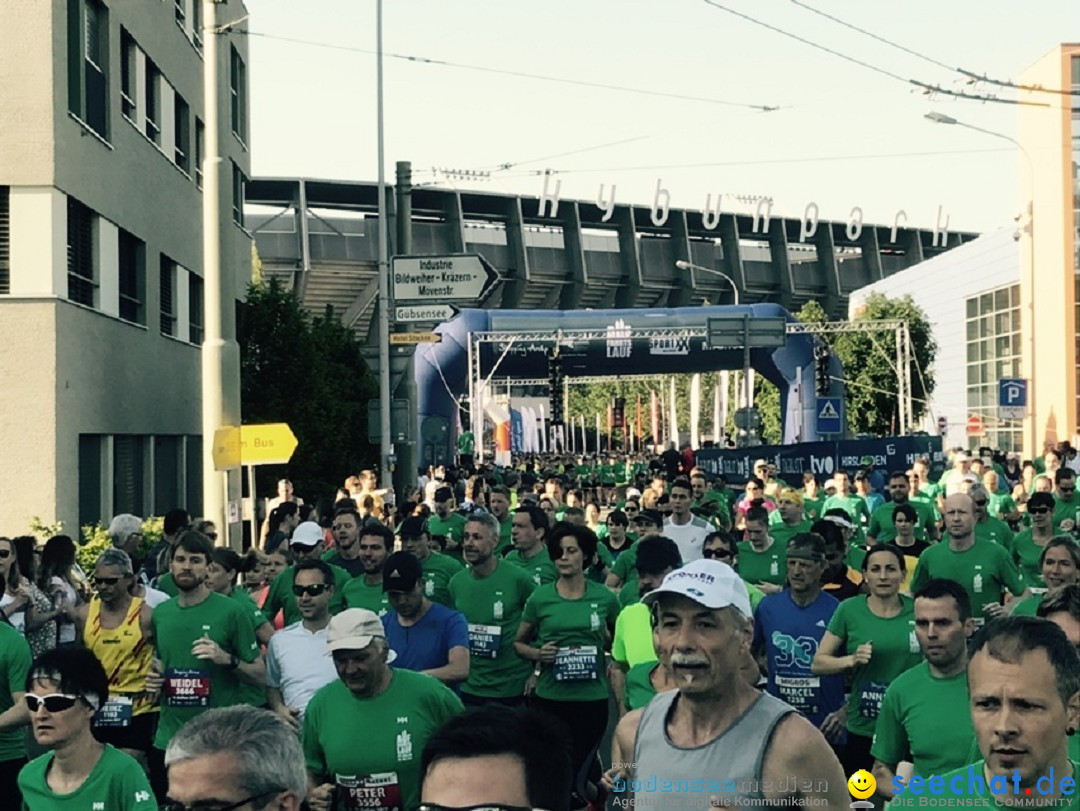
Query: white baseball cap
642,559,752,618
326,608,397,662
289,521,324,547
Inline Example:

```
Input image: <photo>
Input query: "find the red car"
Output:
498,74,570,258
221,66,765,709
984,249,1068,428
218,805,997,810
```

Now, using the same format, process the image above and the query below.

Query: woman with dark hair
17,647,154,809
206,549,275,647
0,538,59,657
811,544,921,792
263,502,300,554
514,523,619,808
36,536,84,647
1011,491,1057,586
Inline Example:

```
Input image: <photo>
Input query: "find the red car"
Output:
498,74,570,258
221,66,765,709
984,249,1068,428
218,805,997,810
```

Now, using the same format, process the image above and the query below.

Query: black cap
398,516,428,538
634,509,663,527
382,551,423,593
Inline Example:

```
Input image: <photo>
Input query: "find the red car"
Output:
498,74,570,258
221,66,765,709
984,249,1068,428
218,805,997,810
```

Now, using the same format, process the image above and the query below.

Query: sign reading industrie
392,254,498,302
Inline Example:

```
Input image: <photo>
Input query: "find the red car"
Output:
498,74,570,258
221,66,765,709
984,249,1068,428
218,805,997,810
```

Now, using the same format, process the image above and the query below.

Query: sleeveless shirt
631,689,794,808
83,596,157,716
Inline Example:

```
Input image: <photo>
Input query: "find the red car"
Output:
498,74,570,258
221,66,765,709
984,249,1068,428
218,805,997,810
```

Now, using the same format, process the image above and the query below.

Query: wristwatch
532,664,542,677
224,653,240,671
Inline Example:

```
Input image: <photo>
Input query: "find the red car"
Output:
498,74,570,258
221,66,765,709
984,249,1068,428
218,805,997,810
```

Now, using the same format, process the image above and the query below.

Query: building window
120,29,137,121
174,0,186,28
230,46,247,143
0,186,9,295
68,0,109,137
160,255,176,336
965,284,1022,452
232,161,246,226
67,197,96,307
113,435,145,517
189,274,204,345
194,118,204,189
118,229,145,324
174,94,190,173
145,58,161,145
192,0,202,49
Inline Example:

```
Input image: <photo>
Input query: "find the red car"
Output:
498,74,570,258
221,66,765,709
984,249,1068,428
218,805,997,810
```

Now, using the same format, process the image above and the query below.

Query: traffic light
548,352,564,425
814,343,830,396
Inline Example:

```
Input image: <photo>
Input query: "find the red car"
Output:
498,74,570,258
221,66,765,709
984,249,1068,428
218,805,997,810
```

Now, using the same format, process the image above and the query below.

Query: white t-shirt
50,576,79,644
141,586,171,608
663,515,714,564
0,592,26,633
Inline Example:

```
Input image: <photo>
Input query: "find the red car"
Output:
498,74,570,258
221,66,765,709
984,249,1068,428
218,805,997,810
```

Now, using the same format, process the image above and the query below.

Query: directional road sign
212,423,298,470
395,304,460,323
392,254,499,303
816,397,843,435
212,426,241,471
389,332,442,345
998,378,1027,420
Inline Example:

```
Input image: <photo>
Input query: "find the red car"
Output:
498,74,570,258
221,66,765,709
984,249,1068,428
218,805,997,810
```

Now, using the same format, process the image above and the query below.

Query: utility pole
375,0,393,490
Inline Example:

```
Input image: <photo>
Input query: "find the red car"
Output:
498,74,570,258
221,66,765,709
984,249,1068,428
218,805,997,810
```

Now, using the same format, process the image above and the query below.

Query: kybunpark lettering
892,767,1076,800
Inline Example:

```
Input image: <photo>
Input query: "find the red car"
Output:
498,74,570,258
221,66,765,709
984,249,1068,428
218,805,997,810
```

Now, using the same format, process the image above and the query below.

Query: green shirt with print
456,432,474,456
151,592,260,750
262,563,352,626
229,588,268,707
449,561,536,699
341,577,391,616
802,493,825,521
522,581,620,702
18,744,156,811
867,500,937,543
503,547,558,587
303,671,464,811
822,494,871,527
826,594,922,738
869,661,973,778
987,492,1018,520
910,540,1026,622
0,623,30,763
419,552,464,608
426,513,467,563
974,516,1014,552
1009,530,1048,587
737,541,788,586
1053,491,1080,533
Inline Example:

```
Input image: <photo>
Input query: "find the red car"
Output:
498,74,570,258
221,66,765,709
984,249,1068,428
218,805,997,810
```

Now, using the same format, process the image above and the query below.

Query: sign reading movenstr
392,254,498,302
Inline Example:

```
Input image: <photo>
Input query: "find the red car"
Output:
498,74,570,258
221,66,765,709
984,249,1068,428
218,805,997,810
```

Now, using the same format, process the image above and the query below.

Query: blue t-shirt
753,589,845,731
382,602,470,691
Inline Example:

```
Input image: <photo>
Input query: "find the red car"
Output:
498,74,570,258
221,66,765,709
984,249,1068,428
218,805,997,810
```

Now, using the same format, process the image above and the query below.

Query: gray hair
464,511,500,541
968,482,988,501
107,514,142,546
165,707,307,803
95,548,134,576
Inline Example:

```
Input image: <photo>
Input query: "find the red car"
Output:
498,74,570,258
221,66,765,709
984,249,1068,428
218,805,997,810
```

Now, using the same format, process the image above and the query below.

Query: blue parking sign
998,379,1027,420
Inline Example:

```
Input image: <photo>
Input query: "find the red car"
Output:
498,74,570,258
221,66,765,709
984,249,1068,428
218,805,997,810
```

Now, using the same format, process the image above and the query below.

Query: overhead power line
699,0,1050,108
244,30,781,111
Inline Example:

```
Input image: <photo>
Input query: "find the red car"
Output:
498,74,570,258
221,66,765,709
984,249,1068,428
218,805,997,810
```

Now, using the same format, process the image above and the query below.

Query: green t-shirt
1053,491,1080,533
342,578,391,616
988,492,1018,520
457,432,474,456
262,564,352,627
228,589,268,708
1010,530,1049,587
1009,593,1043,616
503,547,558,587
151,592,260,749
825,594,922,738
612,602,654,669
156,572,179,597
448,561,536,699
497,519,513,557
611,543,638,585
737,541,788,586
624,662,659,712
822,494,871,527
521,581,620,702
303,671,464,811
768,517,813,549
802,493,825,521
870,661,973,778
0,623,31,762
427,513,467,562
17,744,156,811
975,516,1014,552
867,500,937,543
910,540,1026,622
419,552,463,608
893,759,1080,811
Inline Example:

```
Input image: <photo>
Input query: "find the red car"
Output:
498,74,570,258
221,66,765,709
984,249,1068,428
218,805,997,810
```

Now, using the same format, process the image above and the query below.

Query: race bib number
775,675,820,714
336,772,402,811
467,624,501,659
94,695,133,728
858,680,888,719
164,668,211,708
553,645,599,682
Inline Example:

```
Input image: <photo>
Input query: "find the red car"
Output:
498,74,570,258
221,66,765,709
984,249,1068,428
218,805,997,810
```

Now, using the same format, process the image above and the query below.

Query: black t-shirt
661,449,681,479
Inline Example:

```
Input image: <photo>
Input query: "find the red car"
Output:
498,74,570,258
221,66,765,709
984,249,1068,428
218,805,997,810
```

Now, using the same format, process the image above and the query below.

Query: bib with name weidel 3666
164,668,211,708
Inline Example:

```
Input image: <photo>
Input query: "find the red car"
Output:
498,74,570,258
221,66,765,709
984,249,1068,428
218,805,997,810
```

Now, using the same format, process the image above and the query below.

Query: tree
238,279,378,501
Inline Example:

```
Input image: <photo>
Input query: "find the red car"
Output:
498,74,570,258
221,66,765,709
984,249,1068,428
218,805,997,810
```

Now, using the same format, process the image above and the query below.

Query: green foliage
27,517,64,542
77,517,163,573
238,278,378,500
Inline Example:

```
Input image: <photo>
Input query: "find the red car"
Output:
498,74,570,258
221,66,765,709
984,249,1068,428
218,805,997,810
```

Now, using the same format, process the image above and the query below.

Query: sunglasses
0,550,10,559
92,576,122,586
25,693,81,713
973,500,988,507
1028,507,1051,514
163,790,283,811
703,548,733,560
291,584,329,597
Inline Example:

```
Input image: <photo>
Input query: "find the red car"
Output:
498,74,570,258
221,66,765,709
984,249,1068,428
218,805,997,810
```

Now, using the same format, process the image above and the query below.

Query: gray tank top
630,689,794,808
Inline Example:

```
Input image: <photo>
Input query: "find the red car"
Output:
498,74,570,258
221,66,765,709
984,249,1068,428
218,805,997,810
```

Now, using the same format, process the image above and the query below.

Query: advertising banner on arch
694,436,944,486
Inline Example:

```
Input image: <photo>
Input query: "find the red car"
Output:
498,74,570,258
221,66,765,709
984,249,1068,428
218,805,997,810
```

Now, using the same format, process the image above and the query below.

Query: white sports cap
642,559,752,618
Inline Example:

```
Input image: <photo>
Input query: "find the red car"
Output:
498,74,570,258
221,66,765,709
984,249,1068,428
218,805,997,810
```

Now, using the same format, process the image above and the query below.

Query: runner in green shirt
822,470,871,536
489,488,514,556
149,534,262,758
398,517,462,608
812,544,922,781
768,488,813,548
341,524,394,617
871,579,977,796
738,506,787,591
801,473,825,521
304,609,464,811
18,647,155,811
449,511,536,703
0,621,30,799
1011,492,1058,586
971,484,1015,550
1052,469,1080,533
262,522,352,626
456,430,475,468
428,487,468,562
867,471,939,544
504,506,558,586
911,494,1028,625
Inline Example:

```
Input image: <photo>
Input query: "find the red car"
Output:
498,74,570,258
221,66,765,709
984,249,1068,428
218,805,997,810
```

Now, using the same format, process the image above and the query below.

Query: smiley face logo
847,770,876,800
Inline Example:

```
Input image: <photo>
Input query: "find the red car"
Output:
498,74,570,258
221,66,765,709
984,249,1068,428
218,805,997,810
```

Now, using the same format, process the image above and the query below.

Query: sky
242,0,1078,234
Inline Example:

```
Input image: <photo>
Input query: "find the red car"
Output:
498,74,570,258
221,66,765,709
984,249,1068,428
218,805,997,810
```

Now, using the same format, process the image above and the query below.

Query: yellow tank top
83,596,157,716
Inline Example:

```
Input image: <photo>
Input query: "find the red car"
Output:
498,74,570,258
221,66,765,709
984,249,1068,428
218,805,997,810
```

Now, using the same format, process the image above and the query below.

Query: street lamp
924,112,1036,456
674,259,740,305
